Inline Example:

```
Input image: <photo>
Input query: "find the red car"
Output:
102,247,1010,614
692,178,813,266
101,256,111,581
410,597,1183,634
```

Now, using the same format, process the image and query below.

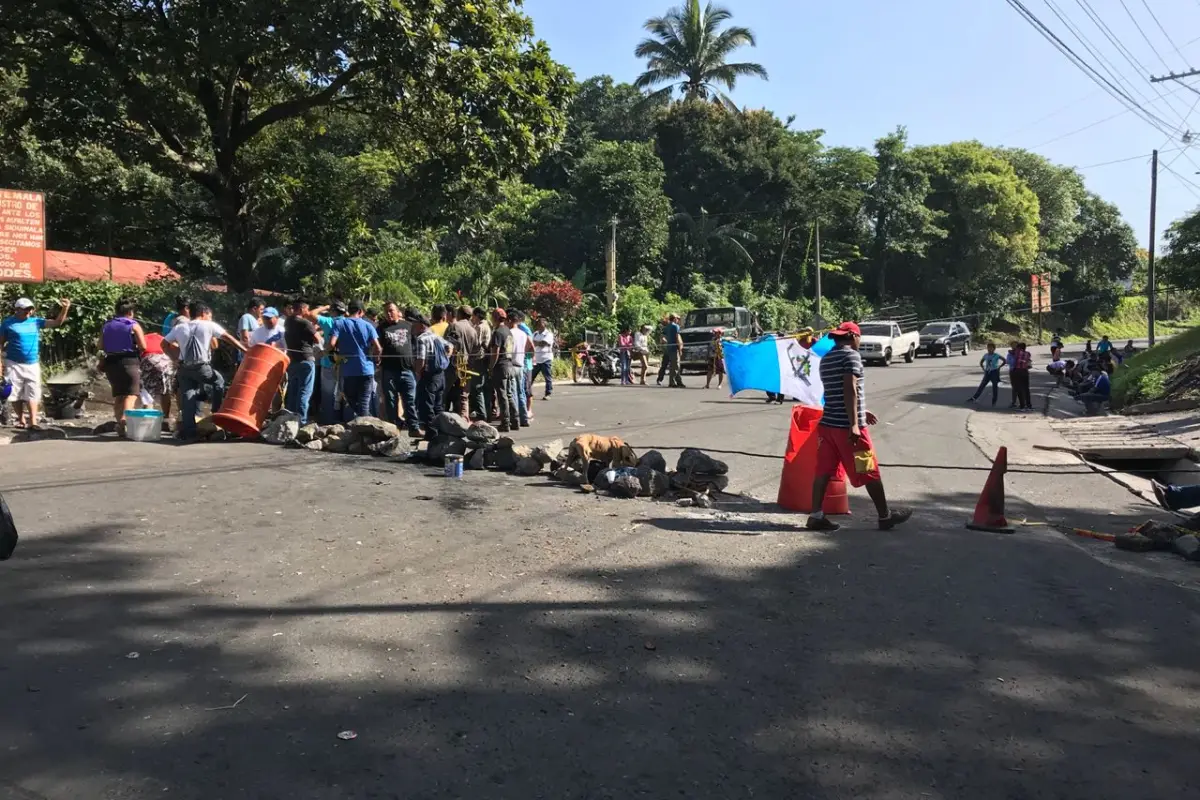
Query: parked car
856,321,919,365
679,306,761,370
918,321,972,357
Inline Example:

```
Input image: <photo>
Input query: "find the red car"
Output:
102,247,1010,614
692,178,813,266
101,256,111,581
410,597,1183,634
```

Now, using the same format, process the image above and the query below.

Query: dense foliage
0,0,1153,352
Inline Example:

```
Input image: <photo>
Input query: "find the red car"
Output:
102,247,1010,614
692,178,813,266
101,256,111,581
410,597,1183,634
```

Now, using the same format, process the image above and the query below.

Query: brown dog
566,434,637,475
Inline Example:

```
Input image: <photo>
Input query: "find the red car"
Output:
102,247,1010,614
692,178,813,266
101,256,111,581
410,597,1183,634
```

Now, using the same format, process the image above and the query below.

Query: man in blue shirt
657,313,684,388
1074,363,1111,416
0,296,71,428
313,300,344,423
328,300,381,419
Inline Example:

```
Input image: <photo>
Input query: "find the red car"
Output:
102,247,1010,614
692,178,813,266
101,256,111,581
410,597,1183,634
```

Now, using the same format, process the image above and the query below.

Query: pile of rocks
1115,519,1200,562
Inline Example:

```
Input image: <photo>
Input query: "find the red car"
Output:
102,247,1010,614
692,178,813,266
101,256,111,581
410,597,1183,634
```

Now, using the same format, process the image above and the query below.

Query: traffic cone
966,446,1014,533
777,405,850,515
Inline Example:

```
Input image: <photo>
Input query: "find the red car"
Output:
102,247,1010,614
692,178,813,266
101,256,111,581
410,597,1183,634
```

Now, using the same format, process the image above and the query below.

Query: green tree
1057,192,1139,323
1161,206,1200,292
862,127,936,301
634,0,768,108
670,208,757,290
5,0,574,291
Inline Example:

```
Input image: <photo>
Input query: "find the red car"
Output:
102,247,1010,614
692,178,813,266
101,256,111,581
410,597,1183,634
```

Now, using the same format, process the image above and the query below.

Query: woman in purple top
99,298,148,436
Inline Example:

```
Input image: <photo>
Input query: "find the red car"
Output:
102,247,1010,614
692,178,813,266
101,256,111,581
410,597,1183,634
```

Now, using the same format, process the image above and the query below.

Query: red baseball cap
832,321,861,336
492,308,508,320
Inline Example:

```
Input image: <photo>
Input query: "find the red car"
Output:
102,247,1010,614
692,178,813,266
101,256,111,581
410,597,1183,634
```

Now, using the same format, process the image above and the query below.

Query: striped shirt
819,345,866,429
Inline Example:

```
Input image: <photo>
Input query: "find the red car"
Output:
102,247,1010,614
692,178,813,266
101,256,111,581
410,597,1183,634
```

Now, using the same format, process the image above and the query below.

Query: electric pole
606,216,618,314
1148,150,1158,347
814,221,822,320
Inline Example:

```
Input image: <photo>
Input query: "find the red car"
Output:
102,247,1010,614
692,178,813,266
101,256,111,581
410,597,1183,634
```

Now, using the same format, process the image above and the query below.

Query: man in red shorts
806,321,912,532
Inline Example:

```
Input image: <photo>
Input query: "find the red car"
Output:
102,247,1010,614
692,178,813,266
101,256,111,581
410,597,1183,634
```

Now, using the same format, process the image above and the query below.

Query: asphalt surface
3,351,1200,799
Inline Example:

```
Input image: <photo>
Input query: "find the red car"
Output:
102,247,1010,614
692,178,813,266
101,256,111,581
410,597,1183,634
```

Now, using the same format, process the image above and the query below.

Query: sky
520,0,1200,248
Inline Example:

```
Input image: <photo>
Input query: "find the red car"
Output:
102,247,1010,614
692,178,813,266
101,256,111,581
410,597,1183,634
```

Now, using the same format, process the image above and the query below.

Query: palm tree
666,208,757,289
634,0,768,109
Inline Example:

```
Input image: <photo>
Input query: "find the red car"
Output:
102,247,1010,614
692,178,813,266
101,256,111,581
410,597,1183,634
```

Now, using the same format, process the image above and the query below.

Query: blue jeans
417,369,446,433
319,363,339,424
380,367,419,433
285,360,317,425
971,369,1000,405
492,364,521,430
620,351,632,384
531,361,553,398
1163,483,1200,510
177,363,225,439
514,366,529,425
341,374,374,419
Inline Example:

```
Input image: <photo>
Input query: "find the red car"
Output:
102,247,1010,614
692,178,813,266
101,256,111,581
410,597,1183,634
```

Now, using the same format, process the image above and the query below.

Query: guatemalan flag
722,334,834,409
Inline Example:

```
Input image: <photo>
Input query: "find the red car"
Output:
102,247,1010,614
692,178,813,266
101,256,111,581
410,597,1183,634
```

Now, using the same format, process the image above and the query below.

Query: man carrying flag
806,321,911,532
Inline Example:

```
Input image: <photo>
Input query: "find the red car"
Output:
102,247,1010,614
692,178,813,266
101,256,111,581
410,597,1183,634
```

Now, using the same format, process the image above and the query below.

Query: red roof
44,250,180,285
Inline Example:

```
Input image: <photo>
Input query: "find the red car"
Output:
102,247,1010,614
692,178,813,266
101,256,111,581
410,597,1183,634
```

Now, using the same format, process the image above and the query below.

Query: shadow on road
5,497,1200,799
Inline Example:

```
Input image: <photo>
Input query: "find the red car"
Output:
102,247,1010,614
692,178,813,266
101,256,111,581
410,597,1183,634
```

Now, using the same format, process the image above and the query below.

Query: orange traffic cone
777,405,851,515
966,446,1014,533
213,344,290,438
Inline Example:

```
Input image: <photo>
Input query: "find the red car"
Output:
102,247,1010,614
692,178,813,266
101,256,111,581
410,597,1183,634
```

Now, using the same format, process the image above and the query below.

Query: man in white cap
0,296,71,428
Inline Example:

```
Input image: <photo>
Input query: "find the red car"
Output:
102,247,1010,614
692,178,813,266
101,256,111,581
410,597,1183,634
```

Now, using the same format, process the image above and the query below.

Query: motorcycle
583,346,621,386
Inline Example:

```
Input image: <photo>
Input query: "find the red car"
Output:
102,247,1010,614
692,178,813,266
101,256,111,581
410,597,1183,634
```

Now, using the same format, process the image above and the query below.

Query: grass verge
1112,324,1200,408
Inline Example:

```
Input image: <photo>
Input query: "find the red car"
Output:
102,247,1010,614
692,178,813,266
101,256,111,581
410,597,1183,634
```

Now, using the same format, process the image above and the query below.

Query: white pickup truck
856,321,919,366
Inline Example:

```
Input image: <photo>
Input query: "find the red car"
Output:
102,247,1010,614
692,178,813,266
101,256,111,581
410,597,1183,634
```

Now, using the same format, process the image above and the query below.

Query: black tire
590,370,609,386
0,491,17,561
904,345,915,363
961,341,970,356
883,347,893,366
942,343,951,358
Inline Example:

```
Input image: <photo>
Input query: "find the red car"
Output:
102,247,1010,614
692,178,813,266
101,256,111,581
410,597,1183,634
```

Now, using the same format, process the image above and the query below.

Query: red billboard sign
0,189,46,283
1031,273,1051,313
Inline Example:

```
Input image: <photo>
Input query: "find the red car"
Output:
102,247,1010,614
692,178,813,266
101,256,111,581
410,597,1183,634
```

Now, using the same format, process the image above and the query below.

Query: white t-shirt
532,329,555,364
250,322,286,350
510,326,531,368
166,319,228,364
633,332,649,353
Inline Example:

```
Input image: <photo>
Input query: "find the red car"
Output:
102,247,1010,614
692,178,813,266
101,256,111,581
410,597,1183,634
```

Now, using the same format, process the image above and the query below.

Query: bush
752,296,810,333
1111,324,1200,407
527,280,583,324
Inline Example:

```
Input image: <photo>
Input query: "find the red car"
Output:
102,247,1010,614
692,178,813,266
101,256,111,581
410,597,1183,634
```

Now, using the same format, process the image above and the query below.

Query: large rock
586,460,606,484
347,439,371,455
302,438,325,451
261,411,301,445
637,450,668,473
295,423,320,444
636,466,671,498
465,448,486,471
551,466,585,485
532,438,564,466
676,448,728,476
610,474,642,499
1134,520,1187,550
494,444,532,472
369,436,413,459
1173,533,1200,561
434,412,471,438
1115,533,1156,552
347,416,401,442
513,456,544,477
426,434,468,466
318,424,345,439
595,469,615,491
323,433,352,454
465,421,500,445
671,471,729,493
195,415,220,437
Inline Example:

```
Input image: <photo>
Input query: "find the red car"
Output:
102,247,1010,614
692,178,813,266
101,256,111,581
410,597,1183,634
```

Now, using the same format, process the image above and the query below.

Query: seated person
1073,363,1111,415
1047,356,1068,376
1123,339,1137,357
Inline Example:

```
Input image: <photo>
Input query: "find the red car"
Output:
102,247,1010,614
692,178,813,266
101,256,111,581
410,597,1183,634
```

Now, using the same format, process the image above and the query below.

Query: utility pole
606,216,618,314
814,221,822,320
1148,150,1158,347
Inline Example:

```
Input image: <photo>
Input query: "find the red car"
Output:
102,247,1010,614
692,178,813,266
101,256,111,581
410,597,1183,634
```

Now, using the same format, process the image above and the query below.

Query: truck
678,306,761,370
856,320,919,366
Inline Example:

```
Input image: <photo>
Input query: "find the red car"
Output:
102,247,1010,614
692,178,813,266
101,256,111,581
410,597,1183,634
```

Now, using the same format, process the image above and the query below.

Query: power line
1118,0,1172,71
1139,0,1190,66
1159,160,1200,200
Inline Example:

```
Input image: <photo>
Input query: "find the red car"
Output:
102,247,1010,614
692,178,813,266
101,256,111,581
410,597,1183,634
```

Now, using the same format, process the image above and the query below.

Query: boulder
694,493,714,509
347,439,370,455
318,424,345,439
426,434,468,466
586,460,606,484
369,436,413,459
261,411,301,445
595,469,615,491
465,421,500,445
1133,520,1187,549
610,474,641,499
465,448,486,471
551,467,585,485
323,433,352,454
671,471,729,493
92,420,119,436
302,439,325,451
532,438,564,466
1114,532,1156,552
347,416,401,441
513,456,544,477
195,416,220,437
205,430,229,443
434,412,471,438
676,448,728,476
636,466,671,498
1173,533,1200,561
637,450,668,473
295,423,320,444
494,444,532,472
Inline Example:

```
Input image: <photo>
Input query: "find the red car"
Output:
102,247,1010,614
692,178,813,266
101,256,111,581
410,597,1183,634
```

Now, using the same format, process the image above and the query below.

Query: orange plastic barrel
776,404,851,515
212,344,290,438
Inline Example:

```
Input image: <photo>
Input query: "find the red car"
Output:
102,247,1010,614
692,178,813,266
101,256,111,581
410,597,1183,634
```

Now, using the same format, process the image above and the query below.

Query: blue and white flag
723,335,831,408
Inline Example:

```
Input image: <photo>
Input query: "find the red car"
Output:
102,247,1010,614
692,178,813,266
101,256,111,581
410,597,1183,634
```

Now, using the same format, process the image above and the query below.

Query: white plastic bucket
124,409,163,442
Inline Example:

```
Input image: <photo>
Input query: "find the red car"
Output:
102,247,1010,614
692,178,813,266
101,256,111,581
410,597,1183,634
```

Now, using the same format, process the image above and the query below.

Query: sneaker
878,508,913,530
1152,479,1173,511
806,516,841,532
519,421,531,428
967,396,977,404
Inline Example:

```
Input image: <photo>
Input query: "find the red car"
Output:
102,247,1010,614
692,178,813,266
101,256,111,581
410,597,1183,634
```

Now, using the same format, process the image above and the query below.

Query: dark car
918,321,971,357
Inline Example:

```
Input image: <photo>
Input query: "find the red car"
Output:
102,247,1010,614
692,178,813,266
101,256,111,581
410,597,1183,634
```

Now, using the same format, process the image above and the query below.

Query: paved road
3,351,1200,799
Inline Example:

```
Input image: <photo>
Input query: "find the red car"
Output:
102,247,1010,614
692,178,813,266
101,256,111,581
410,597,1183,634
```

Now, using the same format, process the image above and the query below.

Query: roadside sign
0,189,45,283
1031,273,1051,313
